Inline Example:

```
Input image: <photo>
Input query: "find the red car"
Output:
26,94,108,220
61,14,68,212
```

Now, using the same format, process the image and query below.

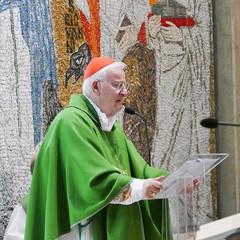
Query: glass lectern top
156,153,229,199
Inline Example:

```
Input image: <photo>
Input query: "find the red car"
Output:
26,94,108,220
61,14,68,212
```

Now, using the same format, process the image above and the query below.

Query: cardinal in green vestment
25,57,172,240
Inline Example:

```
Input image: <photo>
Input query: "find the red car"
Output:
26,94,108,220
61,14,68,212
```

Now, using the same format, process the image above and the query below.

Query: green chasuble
25,94,172,240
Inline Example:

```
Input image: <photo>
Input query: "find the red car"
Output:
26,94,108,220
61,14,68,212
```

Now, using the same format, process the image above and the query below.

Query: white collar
84,95,116,131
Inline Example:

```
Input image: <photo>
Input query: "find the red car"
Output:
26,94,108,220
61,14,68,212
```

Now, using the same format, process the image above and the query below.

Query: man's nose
120,86,128,96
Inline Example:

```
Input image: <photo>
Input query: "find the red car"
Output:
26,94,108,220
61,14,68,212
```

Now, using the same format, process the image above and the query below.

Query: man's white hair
82,61,126,96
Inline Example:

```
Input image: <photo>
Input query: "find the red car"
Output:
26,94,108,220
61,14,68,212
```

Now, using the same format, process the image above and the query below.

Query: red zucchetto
83,57,117,80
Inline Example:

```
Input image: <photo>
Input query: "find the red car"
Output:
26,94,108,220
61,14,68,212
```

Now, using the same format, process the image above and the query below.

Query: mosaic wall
0,0,214,238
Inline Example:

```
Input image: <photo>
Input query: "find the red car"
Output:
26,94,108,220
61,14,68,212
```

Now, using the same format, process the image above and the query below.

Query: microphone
200,117,240,128
124,107,152,166
124,107,146,120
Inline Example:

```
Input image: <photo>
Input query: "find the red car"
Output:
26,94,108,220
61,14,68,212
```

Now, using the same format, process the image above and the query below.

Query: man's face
94,67,128,118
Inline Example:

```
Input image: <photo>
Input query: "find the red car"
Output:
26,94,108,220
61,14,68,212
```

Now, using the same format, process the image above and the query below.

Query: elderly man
25,57,172,240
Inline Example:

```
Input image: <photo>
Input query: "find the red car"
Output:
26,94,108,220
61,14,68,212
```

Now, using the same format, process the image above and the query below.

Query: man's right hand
142,176,165,198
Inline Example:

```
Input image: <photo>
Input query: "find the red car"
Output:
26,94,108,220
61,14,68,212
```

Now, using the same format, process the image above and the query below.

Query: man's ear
92,80,100,95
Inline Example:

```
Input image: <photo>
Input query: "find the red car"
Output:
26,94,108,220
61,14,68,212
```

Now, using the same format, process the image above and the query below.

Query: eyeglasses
98,80,130,91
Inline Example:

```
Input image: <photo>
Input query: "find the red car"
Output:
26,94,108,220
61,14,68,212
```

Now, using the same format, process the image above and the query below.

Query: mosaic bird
65,42,92,88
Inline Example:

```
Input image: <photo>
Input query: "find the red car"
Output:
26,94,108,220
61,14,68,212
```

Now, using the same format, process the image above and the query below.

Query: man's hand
142,176,165,198
178,177,200,194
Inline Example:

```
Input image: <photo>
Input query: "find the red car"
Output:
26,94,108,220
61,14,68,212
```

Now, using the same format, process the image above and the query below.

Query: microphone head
124,106,136,115
200,118,218,128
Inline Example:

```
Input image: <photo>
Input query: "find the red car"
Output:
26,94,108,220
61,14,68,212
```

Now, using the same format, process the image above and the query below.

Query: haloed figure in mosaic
25,57,173,240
